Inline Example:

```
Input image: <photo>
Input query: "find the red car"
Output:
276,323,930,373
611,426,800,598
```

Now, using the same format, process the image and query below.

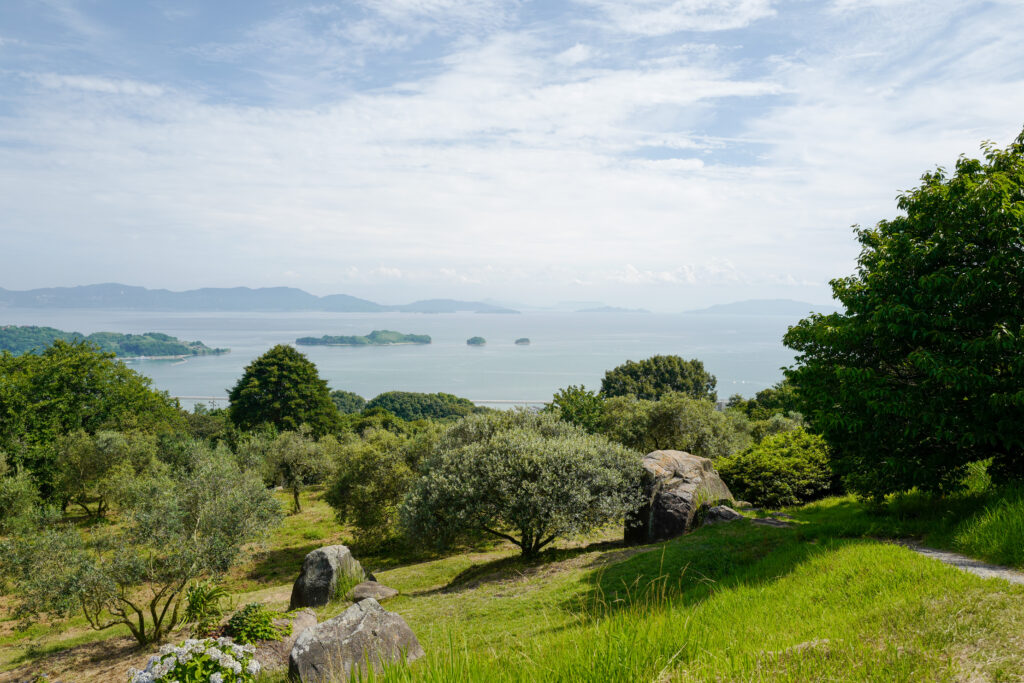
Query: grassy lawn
6,488,1024,682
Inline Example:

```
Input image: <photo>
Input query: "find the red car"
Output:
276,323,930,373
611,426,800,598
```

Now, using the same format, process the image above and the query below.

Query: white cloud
574,0,776,35
1,0,1022,310
31,73,164,97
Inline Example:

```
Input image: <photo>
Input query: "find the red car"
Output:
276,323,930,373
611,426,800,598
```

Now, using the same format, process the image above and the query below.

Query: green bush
716,428,832,508
225,603,291,645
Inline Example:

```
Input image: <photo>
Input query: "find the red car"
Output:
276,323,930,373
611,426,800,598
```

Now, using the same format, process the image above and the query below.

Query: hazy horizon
2,1,1023,310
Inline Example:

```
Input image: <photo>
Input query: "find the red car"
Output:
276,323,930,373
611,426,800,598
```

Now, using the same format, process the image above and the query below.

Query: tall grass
953,486,1024,567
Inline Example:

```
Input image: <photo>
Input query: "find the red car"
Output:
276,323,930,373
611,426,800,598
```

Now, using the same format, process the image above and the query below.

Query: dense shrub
716,429,833,508
225,603,290,645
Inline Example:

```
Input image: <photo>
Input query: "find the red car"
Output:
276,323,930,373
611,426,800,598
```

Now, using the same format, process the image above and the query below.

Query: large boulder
290,545,365,610
625,450,734,543
254,608,318,672
288,598,424,683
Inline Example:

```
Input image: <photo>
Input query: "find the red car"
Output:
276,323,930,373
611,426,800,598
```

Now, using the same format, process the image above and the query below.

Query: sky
1,0,1023,311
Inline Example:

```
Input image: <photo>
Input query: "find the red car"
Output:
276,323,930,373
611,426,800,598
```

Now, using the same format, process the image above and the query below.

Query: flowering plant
127,637,261,683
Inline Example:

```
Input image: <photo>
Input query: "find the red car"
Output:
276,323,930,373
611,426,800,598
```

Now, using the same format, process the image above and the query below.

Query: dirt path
895,541,1024,585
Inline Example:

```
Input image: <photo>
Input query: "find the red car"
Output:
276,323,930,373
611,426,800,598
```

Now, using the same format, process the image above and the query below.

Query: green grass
259,515,1024,682
786,486,1024,568
10,487,1024,681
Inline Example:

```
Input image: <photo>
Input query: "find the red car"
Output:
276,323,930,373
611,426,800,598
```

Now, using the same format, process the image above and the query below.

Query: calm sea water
1,309,799,409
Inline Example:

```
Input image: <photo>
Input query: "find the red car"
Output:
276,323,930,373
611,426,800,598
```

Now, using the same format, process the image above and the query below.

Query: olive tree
55,430,159,518
602,393,749,459
785,130,1024,497
401,411,642,557
1,443,282,646
265,428,337,513
325,429,419,545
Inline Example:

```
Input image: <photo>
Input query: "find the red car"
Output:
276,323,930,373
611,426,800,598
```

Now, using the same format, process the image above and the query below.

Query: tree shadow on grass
407,539,652,597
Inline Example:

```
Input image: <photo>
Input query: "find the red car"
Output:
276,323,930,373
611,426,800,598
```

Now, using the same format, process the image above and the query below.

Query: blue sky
1,0,1023,310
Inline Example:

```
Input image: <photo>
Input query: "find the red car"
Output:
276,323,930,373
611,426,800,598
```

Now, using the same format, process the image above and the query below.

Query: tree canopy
785,130,1024,497
365,391,479,421
228,345,340,436
0,340,182,498
401,411,642,557
600,355,717,402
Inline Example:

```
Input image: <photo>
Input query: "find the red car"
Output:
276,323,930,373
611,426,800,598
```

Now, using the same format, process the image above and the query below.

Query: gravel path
895,541,1024,585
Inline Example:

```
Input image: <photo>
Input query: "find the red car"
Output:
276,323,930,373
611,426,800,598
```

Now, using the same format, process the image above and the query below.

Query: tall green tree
0,341,181,498
600,355,717,402
785,130,1024,497
228,345,340,436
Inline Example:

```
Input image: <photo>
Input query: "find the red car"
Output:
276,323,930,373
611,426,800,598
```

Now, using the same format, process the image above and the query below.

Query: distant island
683,299,841,316
515,338,530,345
0,283,519,314
0,325,228,358
296,330,431,346
467,336,486,346
576,306,649,313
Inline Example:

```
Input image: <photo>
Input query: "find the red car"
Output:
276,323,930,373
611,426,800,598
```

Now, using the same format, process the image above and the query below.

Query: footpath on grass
895,541,1024,585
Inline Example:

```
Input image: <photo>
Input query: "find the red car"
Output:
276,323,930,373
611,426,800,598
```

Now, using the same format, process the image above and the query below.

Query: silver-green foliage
400,411,643,557
602,393,750,459
1,442,283,645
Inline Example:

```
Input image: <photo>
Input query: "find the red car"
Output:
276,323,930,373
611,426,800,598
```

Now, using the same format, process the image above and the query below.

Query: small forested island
515,337,530,345
295,329,431,346
0,325,228,357
466,336,486,346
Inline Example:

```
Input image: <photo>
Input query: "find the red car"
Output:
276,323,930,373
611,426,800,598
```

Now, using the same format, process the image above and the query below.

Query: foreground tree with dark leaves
785,130,1024,498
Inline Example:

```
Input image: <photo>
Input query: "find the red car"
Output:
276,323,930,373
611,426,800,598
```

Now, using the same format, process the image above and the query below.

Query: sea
1,309,801,410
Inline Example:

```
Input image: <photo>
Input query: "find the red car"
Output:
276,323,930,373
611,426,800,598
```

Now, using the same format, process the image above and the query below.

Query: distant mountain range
0,284,518,314
683,299,840,316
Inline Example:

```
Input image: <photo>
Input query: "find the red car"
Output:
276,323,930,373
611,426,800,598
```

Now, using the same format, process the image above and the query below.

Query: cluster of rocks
625,450,746,542
256,544,422,683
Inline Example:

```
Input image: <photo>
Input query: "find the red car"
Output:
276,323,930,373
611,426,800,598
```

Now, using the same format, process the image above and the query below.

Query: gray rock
289,545,365,609
288,598,424,683
625,450,734,543
346,581,398,602
703,505,743,525
255,608,318,671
